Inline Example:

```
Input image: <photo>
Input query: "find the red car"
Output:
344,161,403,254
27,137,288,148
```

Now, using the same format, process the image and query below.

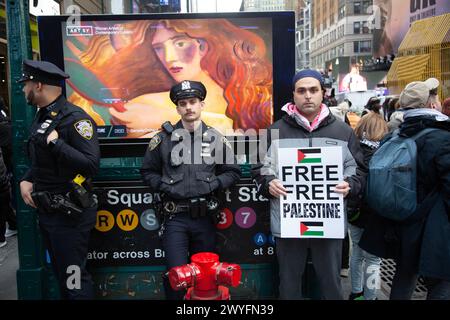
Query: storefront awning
386,54,430,94
399,13,450,51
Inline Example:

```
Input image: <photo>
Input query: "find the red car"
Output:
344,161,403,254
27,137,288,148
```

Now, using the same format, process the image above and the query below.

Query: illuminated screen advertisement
61,18,274,139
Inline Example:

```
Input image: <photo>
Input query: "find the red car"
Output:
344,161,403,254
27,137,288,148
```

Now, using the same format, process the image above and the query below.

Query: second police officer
18,60,100,299
140,80,241,299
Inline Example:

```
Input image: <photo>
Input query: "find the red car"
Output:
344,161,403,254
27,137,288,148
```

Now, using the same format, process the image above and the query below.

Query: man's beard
26,90,37,107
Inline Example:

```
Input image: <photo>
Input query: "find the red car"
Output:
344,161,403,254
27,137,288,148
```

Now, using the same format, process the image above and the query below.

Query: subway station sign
89,180,274,267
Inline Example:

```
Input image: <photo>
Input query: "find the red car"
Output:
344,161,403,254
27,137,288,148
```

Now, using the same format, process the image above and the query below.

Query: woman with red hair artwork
66,19,273,137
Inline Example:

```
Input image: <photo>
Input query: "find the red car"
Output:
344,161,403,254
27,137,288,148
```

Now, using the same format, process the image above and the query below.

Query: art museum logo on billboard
66,25,93,36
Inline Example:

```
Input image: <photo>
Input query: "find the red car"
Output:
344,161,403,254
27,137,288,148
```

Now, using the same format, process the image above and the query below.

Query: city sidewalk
1,236,426,300
0,234,18,300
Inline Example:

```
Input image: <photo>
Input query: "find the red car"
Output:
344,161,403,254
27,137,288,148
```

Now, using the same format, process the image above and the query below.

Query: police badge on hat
169,80,207,105
74,120,93,140
181,81,191,90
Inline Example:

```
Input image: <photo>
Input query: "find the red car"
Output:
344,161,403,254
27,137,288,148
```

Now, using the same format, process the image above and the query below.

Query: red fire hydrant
168,252,242,300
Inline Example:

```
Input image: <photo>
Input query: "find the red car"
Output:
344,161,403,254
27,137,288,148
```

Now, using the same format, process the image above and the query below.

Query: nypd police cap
170,80,207,105
17,59,69,87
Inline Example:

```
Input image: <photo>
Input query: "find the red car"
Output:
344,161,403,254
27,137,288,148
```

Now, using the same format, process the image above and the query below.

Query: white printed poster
278,147,345,239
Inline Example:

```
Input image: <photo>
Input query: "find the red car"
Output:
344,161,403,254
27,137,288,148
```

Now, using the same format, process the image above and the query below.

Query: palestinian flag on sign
300,221,324,237
298,149,322,164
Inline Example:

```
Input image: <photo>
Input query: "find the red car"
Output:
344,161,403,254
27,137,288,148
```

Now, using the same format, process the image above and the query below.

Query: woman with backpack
347,113,388,300
359,80,450,300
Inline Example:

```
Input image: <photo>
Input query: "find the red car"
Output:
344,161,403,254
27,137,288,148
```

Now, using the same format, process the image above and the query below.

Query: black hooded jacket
359,113,450,279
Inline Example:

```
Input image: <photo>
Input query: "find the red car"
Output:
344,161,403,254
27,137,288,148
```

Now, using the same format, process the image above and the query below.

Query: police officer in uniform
18,60,100,299
141,80,241,299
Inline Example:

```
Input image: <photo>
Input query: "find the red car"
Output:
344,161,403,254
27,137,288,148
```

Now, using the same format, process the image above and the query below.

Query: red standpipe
168,252,242,300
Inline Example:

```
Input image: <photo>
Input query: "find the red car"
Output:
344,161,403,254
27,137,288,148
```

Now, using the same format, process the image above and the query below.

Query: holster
153,194,165,223
31,191,84,216
69,179,97,209
31,191,54,213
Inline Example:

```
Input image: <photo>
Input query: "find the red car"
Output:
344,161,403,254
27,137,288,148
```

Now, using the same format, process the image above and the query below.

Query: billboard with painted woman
57,16,277,139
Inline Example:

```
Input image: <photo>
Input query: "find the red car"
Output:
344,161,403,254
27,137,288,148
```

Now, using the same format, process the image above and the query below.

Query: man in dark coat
252,69,366,300
360,80,450,300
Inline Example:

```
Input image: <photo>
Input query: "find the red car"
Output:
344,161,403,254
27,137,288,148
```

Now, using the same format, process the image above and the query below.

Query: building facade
62,0,110,14
296,0,310,69
131,0,180,13
309,0,376,91
1,0,51,108
243,0,285,11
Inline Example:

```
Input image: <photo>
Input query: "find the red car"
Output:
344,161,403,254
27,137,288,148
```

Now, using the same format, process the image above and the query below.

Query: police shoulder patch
74,119,93,140
148,134,161,151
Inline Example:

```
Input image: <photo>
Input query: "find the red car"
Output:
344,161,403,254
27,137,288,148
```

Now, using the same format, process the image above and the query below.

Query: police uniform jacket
140,121,241,200
22,95,100,193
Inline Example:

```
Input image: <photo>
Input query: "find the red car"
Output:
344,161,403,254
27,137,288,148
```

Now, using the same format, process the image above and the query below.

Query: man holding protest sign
252,69,365,299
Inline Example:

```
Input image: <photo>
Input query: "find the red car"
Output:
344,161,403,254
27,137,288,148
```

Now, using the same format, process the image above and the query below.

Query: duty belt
31,189,97,216
163,196,220,215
